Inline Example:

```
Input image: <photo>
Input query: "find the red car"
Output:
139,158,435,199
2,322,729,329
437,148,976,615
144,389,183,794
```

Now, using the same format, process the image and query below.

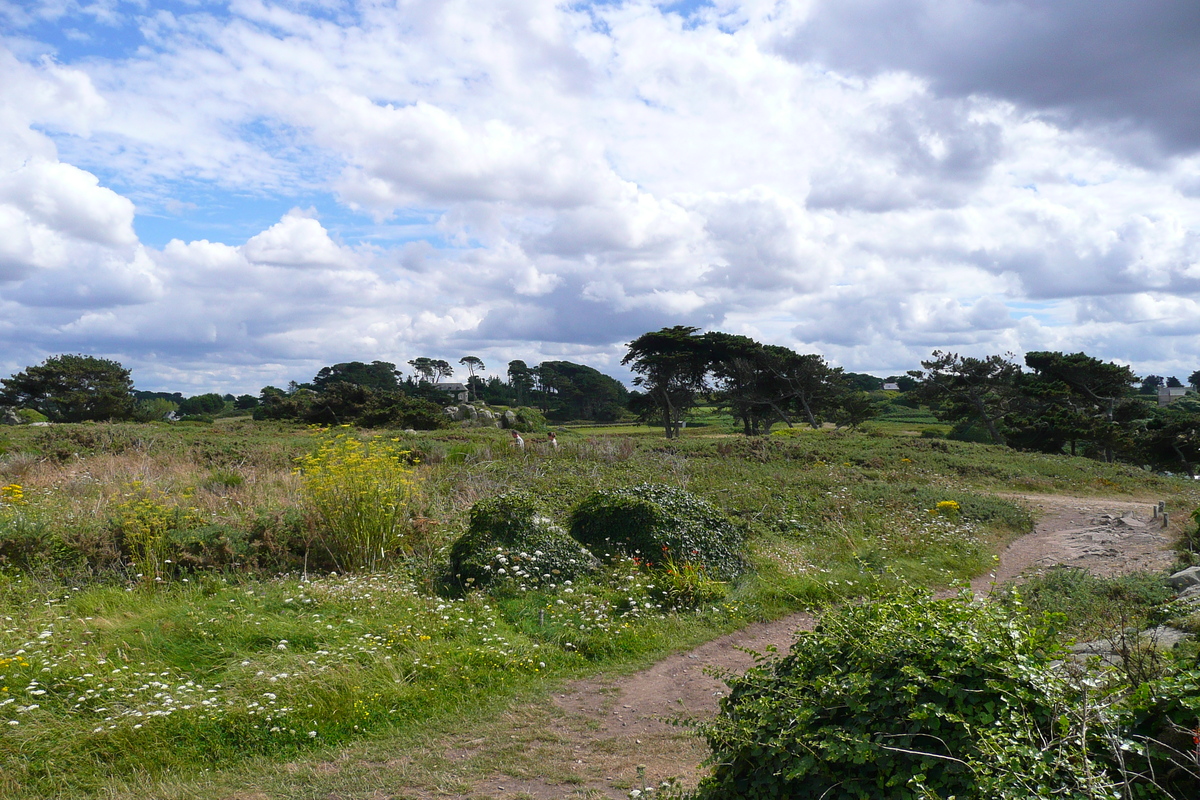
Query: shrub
168,524,255,571
295,430,420,572
0,491,74,572
448,491,598,590
694,591,1121,800
569,483,744,579
110,484,205,584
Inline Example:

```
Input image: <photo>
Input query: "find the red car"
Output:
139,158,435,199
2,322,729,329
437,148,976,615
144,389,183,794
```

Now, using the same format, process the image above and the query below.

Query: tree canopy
0,354,135,422
312,361,401,392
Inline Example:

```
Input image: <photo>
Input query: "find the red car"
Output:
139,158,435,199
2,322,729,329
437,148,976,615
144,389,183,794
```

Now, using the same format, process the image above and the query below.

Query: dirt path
376,495,1181,799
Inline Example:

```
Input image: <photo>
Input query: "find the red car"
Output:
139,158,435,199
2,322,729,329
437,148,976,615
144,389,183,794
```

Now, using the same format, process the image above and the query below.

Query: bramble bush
448,491,599,591
694,591,1128,800
569,483,744,579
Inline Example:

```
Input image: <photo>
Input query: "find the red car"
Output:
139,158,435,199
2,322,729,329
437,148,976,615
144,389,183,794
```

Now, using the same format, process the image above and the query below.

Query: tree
909,352,1023,446
0,354,135,422
459,356,485,400
1024,351,1138,462
832,391,879,429
530,361,628,421
763,346,846,429
1166,375,1184,388
1139,375,1164,395
408,358,435,382
507,360,534,405
1189,369,1200,391
704,331,776,435
622,326,710,439
430,359,454,382
843,372,884,392
1138,398,1200,478
312,361,401,392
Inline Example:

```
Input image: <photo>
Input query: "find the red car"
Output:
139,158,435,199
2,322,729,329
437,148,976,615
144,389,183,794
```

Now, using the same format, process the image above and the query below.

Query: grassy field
0,419,1196,798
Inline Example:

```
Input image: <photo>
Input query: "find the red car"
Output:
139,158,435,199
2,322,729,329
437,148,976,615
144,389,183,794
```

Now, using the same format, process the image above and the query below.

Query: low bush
694,591,1121,800
448,491,599,590
569,483,744,578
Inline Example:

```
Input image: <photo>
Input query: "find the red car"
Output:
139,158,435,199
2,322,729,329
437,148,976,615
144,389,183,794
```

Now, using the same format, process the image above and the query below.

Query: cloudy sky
2,0,1199,393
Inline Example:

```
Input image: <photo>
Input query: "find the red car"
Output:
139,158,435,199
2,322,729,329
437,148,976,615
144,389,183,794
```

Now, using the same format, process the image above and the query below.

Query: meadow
0,417,1197,798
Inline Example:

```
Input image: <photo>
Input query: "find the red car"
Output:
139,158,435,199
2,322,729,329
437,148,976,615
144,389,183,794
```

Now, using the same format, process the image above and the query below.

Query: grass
0,418,1197,797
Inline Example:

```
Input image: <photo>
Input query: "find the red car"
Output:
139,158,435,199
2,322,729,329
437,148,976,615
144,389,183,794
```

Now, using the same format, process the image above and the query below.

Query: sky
1,0,1199,394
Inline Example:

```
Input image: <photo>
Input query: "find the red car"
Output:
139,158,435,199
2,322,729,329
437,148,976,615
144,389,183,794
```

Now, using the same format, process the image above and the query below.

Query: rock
1167,566,1200,591
1177,584,1200,605
502,409,517,429
403,429,417,435
0,408,19,425
478,409,495,421
1139,626,1192,650
1119,516,1146,528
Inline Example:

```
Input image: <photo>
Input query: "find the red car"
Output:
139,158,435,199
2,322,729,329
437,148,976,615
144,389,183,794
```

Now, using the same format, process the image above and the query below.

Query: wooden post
1163,512,1170,528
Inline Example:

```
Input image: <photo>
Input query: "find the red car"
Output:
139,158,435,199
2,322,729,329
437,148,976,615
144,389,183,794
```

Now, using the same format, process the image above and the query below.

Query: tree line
910,350,1200,475
5,340,1200,474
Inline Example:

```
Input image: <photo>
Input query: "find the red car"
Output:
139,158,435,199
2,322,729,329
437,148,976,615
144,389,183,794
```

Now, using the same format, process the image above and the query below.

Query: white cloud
3,2,1200,391
241,208,356,268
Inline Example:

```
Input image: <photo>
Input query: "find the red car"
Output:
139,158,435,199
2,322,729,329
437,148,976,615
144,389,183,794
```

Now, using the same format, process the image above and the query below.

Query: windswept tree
909,352,1023,446
763,346,847,429
0,354,135,422
430,359,454,382
459,356,485,400
622,326,710,438
1024,351,1138,462
704,331,775,435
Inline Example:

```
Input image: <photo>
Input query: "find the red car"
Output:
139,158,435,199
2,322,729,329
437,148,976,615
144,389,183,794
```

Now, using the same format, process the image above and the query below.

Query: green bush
569,483,744,579
15,408,48,424
694,591,1121,800
0,513,74,572
448,491,599,590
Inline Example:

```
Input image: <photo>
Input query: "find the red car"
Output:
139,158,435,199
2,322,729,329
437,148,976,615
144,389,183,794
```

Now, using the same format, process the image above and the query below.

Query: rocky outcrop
1167,566,1200,591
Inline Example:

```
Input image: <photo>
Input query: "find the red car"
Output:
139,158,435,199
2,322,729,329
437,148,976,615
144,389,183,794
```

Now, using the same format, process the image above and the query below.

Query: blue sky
2,1,1199,393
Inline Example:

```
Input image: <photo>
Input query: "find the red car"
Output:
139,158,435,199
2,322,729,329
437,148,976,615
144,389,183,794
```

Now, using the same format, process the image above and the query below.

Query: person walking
547,431,558,451
510,429,524,450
